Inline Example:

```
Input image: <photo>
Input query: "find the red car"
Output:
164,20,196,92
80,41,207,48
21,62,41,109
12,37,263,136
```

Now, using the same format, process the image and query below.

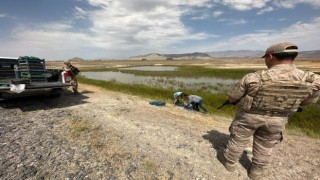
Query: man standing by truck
63,60,80,95
217,42,320,179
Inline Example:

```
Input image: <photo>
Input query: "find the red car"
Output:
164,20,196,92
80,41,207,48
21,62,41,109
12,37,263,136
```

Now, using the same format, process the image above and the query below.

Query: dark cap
261,42,298,58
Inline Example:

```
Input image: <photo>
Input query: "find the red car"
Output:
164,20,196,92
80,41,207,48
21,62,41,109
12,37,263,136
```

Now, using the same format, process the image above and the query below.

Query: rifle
217,100,231,110
217,100,238,110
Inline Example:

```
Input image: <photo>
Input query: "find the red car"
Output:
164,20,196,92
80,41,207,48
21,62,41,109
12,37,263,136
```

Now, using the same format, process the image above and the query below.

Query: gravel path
1,84,319,180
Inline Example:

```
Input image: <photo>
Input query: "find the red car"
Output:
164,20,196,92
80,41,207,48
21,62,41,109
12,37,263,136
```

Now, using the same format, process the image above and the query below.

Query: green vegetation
287,101,320,138
119,66,254,79
78,67,320,138
78,76,235,117
82,65,255,79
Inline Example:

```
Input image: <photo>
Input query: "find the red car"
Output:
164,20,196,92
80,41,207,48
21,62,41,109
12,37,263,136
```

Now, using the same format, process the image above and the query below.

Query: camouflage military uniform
63,63,79,94
224,64,320,169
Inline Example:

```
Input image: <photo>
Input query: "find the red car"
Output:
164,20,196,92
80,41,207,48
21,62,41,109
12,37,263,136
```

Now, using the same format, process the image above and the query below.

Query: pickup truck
0,56,71,100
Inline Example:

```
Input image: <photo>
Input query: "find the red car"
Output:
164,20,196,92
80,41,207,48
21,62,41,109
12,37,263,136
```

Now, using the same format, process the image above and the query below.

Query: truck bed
0,56,71,99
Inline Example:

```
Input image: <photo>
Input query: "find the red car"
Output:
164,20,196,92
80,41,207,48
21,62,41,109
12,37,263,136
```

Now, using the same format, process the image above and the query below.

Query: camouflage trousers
70,76,78,92
224,111,287,168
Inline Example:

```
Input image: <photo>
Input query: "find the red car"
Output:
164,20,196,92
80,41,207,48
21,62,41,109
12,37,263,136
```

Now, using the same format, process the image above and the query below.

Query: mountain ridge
129,50,320,60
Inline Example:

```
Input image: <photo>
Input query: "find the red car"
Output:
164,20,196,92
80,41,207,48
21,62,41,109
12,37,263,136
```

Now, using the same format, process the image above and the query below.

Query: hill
128,52,211,60
129,50,320,60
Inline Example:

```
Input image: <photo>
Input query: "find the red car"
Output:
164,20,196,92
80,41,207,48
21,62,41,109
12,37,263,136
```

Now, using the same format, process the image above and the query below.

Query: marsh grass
78,67,320,138
287,102,320,138
82,65,254,79
78,76,235,117
118,66,254,79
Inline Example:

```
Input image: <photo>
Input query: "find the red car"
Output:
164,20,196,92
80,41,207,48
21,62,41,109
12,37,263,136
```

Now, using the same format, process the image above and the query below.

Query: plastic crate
18,56,47,82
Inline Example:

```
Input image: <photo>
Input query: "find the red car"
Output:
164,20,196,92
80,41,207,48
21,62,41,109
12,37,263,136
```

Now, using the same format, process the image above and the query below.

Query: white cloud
257,7,274,15
1,0,217,59
87,0,111,7
213,0,320,12
212,10,224,17
205,16,320,51
74,6,88,19
86,0,217,49
0,23,95,60
273,0,320,8
277,18,287,21
191,13,210,20
0,13,16,19
1,0,319,60
218,18,249,25
213,0,271,11
41,22,74,31
228,19,248,25
88,0,212,9
168,0,213,7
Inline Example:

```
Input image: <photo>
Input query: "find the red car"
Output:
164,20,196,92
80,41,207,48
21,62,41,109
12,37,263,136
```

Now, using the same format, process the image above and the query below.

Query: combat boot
217,152,236,172
248,164,264,180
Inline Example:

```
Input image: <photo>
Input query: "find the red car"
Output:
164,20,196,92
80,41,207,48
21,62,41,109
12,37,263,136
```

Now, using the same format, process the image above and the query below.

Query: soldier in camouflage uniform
63,61,80,95
217,42,320,179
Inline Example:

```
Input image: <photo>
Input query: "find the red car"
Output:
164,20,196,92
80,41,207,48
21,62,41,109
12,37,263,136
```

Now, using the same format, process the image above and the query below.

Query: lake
119,66,177,71
81,70,237,93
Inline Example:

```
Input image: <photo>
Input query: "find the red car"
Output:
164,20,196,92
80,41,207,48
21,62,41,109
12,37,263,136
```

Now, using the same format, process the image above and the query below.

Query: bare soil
1,84,319,180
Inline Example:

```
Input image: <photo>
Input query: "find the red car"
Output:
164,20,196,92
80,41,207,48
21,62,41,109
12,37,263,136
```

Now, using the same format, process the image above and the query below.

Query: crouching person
173,91,184,105
183,94,207,113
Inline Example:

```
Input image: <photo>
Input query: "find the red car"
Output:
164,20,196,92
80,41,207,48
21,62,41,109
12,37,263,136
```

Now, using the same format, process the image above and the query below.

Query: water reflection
82,71,237,93
119,66,177,71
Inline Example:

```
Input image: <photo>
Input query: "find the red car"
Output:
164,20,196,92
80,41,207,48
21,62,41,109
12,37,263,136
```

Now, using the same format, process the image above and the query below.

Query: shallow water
82,71,237,93
119,66,177,71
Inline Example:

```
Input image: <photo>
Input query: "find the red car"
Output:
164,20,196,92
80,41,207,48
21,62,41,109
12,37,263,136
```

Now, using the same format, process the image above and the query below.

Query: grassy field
74,61,320,138
118,66,254,79
47,57,320,72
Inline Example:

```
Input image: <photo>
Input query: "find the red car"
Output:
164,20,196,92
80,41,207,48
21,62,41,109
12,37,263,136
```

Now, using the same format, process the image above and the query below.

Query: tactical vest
241,70,312,116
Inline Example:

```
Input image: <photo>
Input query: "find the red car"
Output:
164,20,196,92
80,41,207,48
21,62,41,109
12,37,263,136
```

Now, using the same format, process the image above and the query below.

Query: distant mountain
206,50,320,58
129,50,320,60
68,57,85,61
129,52,211,60
207,50,264,58
164,52,211,58
299,50,320,57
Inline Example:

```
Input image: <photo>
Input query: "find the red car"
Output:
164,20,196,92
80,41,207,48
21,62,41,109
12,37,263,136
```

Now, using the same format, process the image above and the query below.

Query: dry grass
69,118,90,137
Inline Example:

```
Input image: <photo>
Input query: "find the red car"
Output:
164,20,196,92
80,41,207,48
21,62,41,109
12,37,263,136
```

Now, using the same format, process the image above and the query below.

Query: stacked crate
18,56,47,83
0,58,18,79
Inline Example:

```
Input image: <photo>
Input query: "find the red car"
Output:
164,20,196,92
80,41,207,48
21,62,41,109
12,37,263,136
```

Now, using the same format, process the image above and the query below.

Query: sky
0,0,320,60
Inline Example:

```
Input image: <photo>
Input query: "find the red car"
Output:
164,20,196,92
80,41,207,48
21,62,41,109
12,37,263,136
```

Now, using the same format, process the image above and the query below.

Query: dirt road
1,84,319,180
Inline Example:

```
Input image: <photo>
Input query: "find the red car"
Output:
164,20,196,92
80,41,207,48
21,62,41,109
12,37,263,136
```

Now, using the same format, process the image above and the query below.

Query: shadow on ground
202,130,252,171
0,90,92,112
